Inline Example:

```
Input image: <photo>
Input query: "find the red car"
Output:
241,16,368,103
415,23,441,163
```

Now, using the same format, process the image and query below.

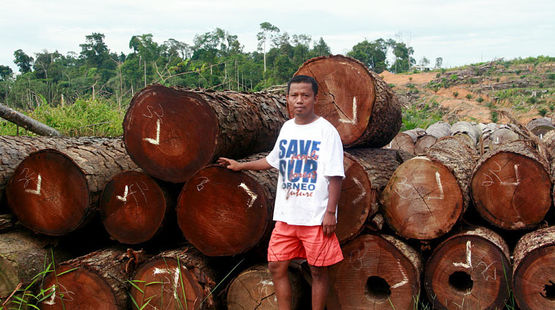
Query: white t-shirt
266,117,345,226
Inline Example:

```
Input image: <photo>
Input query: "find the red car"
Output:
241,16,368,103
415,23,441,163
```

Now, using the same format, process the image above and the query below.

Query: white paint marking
153,267,170,275
196,177,210,191
482,161,520,187
338,96,358,124
427,172,444,200
117,185,129,202
239,182,258,208
25,174,42,195
44,285,57,305
391,260,408,289
143,118,161,145
477,261,497,281
173,267,180,300
453,241,472,269
352,178,366,204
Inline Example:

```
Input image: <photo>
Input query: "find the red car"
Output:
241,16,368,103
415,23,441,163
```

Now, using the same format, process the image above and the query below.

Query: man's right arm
217,157,273,171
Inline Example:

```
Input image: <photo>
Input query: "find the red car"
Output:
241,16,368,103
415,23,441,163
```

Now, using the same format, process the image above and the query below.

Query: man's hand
217,157,242,171
322,211,337,235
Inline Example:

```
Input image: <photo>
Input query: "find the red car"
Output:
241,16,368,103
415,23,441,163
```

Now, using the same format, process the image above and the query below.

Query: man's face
287,82,317,120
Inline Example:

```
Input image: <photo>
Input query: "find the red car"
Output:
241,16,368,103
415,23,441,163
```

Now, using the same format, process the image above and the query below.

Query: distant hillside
380,56,555,130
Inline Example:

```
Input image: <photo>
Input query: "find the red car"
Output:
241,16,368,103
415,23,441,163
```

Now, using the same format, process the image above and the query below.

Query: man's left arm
323,176,343,235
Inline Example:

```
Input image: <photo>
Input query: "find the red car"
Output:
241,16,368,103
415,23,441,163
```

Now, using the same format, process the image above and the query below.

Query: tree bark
424,227,511,310
177,154,275,256
123,84,288,183
226,264,305,310
327,234,422,310
383,132,415,155
0,230,68,300
99,170,171,245
512,226,555,310
129,247,218,310
293,55,402,148
471,140,552,230
0,103,61,137
40,248,143,309
381,136,476,240
5,138,138,236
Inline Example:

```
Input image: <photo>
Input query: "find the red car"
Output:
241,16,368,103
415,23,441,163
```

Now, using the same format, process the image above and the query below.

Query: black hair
287,75,318,96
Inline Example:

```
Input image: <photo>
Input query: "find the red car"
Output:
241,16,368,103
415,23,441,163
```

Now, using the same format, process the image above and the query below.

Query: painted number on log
338,97,358,124
352,177,366,204
116,182,149,205
238,182,258,208
17,168,42,196
481,162,520,187
394,171,444,200
258,279,277,306
143,103,164,145
153,267,184,301
453,241,472,269
43,283,76,305
390,259,408,289
196,177,210,191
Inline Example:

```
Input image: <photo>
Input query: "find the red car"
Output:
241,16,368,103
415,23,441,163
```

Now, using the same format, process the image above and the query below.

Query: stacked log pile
1,55,554,310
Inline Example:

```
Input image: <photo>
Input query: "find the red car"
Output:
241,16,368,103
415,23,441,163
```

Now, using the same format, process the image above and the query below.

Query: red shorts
267,221,343,267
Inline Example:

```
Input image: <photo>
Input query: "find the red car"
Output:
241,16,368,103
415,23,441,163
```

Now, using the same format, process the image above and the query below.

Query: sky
1,0,554,73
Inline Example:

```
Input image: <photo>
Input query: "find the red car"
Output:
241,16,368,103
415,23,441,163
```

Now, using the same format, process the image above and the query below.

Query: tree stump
340,148,411,242
129,247,218,310
177,159,275,256
327,234,421,310
40,248,143,309
226,264,305,310
123,85,288,183
6,139,138,236
471,140,552,230
99,171,170,245
383,132,415,155
293,55,402,148
381,136,475,240
424,227,511,310
513,226,555,310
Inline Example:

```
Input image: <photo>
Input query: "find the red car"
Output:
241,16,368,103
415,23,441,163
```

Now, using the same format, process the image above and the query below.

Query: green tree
347,39,388,73
13,49,34,74
310,37,331,57
257,22,280,72
387,40,415,73
435,57,443,69
0,65,13,81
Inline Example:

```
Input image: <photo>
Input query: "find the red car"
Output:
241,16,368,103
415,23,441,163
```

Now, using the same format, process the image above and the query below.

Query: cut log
123,85,287,183
0,136,122,207
403,128,426,143
226,264,305,310
383,132,415,155
513,226,555,310
424,227,511,310
40,248,143,309
0,102,61,137
177,159,275,256
293,55,402,147
327,234,421,310
451,121,481,147
526,117,554,138
99,171,170,244
129,247,218,309
426,121,451,139
340,148,411,242
381,137,476,240
0,230,68,300
484,127,519,151
6,139,138,236
414,134,437,155
471,140,552,230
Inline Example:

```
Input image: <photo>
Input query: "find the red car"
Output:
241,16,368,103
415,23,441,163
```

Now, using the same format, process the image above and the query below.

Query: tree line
0,23,422,110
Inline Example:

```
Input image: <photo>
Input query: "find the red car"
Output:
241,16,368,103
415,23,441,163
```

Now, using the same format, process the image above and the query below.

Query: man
218,75,344,310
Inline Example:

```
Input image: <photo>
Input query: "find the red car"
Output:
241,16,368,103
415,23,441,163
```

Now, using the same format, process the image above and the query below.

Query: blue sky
1,0,553,73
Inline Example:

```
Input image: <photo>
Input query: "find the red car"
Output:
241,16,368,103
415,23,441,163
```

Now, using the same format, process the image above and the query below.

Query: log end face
100,171,166,244
513,245,555,310
177,166,270,256
123,85,218,183
41,265,118,309
6,150,89,236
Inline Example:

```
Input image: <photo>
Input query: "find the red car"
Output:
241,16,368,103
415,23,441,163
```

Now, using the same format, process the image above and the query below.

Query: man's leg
309,265,329,310
269,260,292,310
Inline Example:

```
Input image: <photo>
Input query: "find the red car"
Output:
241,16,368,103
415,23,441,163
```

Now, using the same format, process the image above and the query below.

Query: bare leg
269,260,292,310
309,265,329,310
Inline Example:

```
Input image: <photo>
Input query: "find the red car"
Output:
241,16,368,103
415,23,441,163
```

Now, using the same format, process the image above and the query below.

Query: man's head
287,75,318,96
286,75,319,124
